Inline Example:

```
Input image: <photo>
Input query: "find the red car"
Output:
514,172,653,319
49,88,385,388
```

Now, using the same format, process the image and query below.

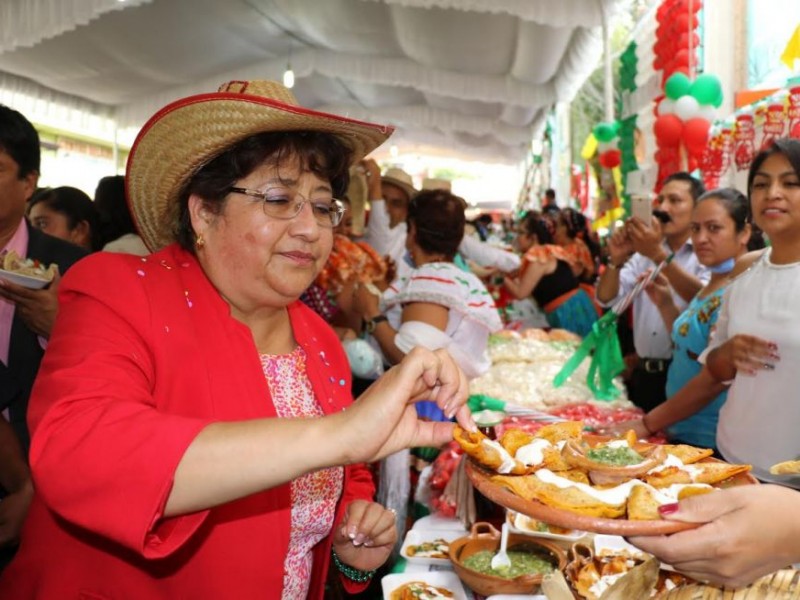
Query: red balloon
675,13,699,30
683,118,711,153
655,114,685,147
604,149,622,169
674,49,691,67
671,66,691,78
679,0,703,12
678,32,700,51
792,121,800,139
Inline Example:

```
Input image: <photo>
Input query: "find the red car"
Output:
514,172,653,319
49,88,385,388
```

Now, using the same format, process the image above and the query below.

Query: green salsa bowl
449,522,567,596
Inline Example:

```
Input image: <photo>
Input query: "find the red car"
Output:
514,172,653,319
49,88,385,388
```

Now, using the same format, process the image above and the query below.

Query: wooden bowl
448,522,567,596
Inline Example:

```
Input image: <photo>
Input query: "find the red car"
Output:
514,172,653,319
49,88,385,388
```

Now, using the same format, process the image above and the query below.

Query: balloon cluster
593,122,621,169
654,72,723,174
653,0,702,83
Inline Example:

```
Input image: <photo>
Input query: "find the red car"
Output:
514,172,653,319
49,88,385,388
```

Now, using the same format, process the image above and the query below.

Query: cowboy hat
381,167,417,201
127,80,394,251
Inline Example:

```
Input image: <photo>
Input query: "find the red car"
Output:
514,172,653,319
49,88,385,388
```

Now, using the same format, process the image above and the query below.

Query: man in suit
0,104,87,568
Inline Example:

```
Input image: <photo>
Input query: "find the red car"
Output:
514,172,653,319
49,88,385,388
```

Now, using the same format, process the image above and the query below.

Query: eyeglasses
229,186,345,228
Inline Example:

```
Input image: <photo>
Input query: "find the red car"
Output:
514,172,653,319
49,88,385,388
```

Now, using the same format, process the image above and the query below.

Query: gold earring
196,234,205,249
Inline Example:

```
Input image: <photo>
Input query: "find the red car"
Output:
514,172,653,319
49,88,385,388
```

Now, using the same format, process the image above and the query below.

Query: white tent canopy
0,0,621,164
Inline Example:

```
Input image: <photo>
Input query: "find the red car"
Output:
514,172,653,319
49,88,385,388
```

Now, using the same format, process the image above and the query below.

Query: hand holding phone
631,195,652,225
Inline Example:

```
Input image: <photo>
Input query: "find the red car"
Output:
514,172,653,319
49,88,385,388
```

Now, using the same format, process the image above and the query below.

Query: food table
380,329,800,599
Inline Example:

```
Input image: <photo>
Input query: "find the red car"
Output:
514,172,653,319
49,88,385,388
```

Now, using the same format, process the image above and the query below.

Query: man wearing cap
361,160,520,276
362,162,415,262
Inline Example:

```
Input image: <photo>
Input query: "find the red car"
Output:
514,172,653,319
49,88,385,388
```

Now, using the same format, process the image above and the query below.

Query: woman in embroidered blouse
353,189,503,381
0,81,472,600
604,188,762,450
504,212,598,337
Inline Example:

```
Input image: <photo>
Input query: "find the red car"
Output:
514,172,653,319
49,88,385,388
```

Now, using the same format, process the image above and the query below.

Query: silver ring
388,508,397,517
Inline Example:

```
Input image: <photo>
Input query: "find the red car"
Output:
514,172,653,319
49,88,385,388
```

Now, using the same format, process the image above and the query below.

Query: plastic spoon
491,522,511,572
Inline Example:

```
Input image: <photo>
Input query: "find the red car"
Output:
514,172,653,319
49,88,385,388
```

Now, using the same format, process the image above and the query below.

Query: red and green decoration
593,121,621,169
653,72,722,185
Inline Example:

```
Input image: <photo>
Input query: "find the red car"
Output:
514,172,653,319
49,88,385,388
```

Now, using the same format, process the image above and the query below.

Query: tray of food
455,421,755,535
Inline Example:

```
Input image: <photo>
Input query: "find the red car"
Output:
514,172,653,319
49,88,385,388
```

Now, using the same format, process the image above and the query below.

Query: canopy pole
600,1,614,122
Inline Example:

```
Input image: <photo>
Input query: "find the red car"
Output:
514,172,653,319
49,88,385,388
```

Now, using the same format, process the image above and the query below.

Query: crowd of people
1,78,800,596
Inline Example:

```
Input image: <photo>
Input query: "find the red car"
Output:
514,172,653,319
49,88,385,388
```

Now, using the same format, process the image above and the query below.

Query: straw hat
127,80,394,251
381,167,417,201
421,177,452,192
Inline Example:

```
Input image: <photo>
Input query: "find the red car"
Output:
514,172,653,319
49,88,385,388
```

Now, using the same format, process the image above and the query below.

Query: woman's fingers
729,335,779,374
340,501,397,547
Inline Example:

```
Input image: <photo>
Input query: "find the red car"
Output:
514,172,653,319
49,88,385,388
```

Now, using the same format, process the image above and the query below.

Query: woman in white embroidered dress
353,188,503,381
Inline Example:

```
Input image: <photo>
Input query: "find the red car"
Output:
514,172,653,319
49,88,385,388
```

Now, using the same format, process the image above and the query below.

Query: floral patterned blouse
261,347,344,600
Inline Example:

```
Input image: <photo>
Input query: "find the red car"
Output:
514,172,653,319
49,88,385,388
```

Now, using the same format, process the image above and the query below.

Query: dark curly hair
407,189,466,260
519,211,555,245
175,131,353,252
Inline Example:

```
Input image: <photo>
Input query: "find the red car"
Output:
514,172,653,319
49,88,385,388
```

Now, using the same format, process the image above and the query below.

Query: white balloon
674,96,701,121
697,104,717,122
658,98,676,116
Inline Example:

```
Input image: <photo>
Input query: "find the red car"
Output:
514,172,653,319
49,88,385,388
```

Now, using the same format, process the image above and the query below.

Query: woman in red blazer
0,80,473,599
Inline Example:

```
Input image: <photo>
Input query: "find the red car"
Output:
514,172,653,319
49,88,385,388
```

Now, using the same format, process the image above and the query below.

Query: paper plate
381,571,468,600
0,268,50,289
399,527,465,566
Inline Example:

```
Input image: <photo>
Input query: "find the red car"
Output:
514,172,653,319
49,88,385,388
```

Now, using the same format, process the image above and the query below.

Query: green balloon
690,74,723,106
665,73,691,100
593,122,617,142
712,87,724,108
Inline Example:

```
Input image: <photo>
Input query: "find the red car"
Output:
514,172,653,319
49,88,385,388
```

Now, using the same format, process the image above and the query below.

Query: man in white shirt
360,159,520,276
596,172,710,411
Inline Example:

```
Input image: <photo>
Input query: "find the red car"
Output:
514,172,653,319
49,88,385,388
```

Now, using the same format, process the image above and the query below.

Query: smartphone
631,195,653,224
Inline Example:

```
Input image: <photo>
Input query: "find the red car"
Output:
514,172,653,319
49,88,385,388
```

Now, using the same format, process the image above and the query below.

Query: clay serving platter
466,458,757,536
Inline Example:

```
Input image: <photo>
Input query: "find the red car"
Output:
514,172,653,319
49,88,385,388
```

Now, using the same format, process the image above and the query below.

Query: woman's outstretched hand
342,347,473,464
628,485,800,588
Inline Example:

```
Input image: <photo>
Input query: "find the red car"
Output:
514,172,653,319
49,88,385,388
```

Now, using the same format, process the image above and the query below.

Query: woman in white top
354,188,502,382
630,138,800,588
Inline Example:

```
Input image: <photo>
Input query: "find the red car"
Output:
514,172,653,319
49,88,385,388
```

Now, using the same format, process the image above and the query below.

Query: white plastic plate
381,571,469,600
399,528,465,566
506,510,585,542
0,268,50,289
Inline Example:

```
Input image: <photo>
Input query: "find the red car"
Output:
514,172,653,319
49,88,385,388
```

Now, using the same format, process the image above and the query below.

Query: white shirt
377,262,502,379
102,233,150,256
362,199,407,264
362,199,521,273
707,249,800,487
598,240,709,358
